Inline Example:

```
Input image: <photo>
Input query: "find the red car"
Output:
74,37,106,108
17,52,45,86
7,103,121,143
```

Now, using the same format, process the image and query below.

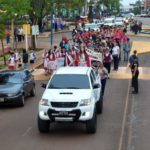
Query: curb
127,33,150,38
30,30,71,39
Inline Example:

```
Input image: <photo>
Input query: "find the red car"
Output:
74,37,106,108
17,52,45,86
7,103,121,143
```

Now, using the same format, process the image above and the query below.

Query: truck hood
42,89,92,102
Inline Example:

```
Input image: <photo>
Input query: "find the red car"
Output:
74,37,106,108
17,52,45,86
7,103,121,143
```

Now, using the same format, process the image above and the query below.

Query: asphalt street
0,79,130,150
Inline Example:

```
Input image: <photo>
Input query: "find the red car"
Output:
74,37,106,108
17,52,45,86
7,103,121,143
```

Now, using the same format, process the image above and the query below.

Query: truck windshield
48,74,90,89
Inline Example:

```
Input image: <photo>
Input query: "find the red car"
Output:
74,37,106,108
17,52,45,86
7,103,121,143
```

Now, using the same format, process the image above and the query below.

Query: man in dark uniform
129,50,139,87
131,60,139,94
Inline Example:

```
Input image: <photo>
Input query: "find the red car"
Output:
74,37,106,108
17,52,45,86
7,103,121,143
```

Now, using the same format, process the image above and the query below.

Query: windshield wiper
49,86,64,89
65,87,80,89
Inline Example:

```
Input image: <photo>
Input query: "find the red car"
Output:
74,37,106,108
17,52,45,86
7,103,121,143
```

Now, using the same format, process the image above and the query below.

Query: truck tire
96,96,103,114
38,115,49,133
86,109,97,134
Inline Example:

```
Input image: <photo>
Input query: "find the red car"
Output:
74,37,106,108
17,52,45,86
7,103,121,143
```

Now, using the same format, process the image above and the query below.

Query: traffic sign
32,25,39,35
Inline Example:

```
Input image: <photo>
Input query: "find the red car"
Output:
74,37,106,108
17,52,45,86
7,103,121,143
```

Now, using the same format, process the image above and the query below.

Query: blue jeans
124,51,129,61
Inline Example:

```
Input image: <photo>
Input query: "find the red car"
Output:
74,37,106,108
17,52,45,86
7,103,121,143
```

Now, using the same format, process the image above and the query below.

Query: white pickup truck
38,67,102,134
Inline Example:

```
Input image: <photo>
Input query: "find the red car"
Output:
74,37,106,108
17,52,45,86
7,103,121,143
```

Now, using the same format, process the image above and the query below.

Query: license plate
59,111,68,116
0,98,4,103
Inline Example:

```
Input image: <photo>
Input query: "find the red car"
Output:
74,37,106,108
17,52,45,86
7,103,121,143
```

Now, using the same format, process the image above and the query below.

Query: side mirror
41,83,47,89
93,83,100,89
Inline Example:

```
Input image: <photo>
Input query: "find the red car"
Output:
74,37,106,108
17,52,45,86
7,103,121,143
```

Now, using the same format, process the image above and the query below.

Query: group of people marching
8,49,36,71
41,25,132,97
42,44,91,75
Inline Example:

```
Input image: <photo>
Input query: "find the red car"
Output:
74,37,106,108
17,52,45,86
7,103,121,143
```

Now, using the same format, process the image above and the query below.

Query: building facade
144,0,150,10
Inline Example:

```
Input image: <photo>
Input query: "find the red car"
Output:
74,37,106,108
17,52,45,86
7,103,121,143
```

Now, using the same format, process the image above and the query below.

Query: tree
28,0,85,49
0,24,6,65
133,0,142,15
0,0,30,50
98,0,121,13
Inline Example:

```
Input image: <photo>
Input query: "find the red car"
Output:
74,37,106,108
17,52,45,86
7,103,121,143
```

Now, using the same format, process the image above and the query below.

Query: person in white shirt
14,50,19,68
112,42,120,71
29,50,36,71
8,53,16,70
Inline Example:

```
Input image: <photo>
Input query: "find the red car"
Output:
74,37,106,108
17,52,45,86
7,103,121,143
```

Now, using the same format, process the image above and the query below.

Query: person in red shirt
77,46,90,67
47,49,56,75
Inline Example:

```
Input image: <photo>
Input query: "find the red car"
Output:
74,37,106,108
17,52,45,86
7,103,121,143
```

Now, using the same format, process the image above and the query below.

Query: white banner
86,48,103,62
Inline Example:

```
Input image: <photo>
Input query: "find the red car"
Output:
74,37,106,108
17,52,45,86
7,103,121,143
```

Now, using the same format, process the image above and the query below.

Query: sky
122,0,137,6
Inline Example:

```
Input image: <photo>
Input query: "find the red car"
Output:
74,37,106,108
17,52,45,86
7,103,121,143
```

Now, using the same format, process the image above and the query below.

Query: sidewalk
0,28,72,71
127,31,150,38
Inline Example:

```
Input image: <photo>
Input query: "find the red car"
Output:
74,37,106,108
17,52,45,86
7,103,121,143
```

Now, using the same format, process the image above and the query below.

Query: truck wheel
86,109,97,134
30,86,36,97
96,96,103,114
38,115,49,133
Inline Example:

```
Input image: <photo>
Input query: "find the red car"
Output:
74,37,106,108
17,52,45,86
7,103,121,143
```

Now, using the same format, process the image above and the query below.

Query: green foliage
99,0,121,12
0,0,30,19
133,0,142,15
133,7,141,15
0,24,5,39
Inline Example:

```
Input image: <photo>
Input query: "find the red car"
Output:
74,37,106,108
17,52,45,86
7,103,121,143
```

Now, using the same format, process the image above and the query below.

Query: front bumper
0,94,22,105
39,105,94,122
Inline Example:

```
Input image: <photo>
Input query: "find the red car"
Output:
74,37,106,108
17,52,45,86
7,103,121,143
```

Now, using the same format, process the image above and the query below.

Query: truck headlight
39,99,49,106
80,99,91,106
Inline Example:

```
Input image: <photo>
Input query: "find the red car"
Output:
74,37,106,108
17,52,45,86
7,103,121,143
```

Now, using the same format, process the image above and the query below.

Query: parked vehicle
104,18,115,26
93,19,104,27
115,18,124,26
147,12,150,17
0,70,35,106
140,13,147,17
84,23,100,31
38,67,102,134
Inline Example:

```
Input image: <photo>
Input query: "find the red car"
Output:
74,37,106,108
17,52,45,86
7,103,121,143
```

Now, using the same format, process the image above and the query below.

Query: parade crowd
7,24,139,95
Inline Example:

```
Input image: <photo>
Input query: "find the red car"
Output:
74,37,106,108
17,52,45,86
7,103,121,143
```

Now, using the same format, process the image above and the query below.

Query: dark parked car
0,70,35,106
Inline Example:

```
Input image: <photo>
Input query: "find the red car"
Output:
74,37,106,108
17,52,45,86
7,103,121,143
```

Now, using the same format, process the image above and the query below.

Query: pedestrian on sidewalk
131,60,139,94
14,50,19,68
18,51,22,68
22,49,29,70
8,52,16,70
97,62,108,98
6,30,11,44
29,49,36,71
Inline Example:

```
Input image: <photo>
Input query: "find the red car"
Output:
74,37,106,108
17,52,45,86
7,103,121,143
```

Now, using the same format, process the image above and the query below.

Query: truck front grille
51,102,78,108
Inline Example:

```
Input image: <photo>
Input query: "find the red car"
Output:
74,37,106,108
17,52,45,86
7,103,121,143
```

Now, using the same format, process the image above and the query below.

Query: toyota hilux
38,67,103,134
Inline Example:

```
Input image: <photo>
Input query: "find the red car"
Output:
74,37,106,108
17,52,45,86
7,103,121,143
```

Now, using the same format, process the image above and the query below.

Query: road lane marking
22,127,32,137
128,93,137,150
118,80,131,150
